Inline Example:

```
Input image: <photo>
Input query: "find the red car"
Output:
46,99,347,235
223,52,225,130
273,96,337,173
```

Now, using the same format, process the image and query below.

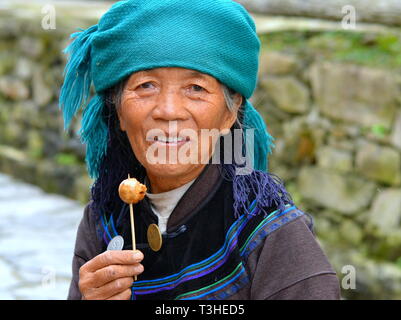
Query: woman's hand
78,250,144,300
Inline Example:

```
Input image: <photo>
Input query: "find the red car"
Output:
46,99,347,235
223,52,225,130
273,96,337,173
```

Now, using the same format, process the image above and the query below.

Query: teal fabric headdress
59,0,274,179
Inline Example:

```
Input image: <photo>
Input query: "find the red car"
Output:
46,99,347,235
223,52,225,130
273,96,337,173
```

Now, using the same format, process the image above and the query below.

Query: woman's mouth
153,135,191,147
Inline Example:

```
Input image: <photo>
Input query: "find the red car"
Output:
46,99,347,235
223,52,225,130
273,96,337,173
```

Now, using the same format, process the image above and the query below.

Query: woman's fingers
81,250,143,274
86,276,134,300
107,288,133,300
92,263,144,288
78,249,144,300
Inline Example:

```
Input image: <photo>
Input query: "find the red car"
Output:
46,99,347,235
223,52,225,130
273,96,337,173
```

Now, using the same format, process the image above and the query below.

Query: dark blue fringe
221,164,294,219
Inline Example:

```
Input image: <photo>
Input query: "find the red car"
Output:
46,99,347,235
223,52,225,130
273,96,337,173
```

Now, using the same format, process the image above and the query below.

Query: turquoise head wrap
59,0,274,179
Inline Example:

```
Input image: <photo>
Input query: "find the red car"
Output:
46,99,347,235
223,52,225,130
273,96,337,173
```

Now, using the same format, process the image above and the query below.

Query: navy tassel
221,164,294,219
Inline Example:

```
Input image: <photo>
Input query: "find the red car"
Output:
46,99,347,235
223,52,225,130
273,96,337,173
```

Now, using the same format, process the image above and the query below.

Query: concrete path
0,173,84,300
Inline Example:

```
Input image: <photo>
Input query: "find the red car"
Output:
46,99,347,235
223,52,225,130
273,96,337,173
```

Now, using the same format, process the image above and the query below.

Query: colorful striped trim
173,205,300,300
131,211,252,295
131,200,257,290
100,213,118,245
131,203,302,299
240,206,302,258
175,263,247,300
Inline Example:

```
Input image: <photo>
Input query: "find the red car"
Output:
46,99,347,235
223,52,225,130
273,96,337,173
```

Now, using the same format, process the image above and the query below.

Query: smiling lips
153,135,191,147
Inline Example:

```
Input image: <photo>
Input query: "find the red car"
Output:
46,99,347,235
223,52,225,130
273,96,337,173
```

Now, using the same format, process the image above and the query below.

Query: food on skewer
118,175,147,281
118,177,147,204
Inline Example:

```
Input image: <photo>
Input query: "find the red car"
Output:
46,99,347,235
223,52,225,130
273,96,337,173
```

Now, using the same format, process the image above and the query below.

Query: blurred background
0,0,400,299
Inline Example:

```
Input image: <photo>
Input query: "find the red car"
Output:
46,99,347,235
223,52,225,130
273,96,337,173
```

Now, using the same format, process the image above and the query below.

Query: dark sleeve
247,213,341,300
67,202,103,300
266,273,340,300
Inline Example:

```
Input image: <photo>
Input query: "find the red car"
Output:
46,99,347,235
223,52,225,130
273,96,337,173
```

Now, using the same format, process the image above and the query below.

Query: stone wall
253,30,401,299
0,2,105,203
1,2,401,299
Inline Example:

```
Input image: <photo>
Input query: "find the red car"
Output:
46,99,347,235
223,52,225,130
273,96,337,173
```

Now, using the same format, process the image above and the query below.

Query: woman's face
117,67,240,192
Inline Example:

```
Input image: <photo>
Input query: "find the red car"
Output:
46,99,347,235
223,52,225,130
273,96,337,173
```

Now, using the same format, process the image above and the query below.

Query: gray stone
261,76,310,114
355,141,401,186
339,219,363,246
268,161,297,182
316,146,353,173
327,135,356,153
356,257,401,299
0,122,22,146
368,188,401,233
14,58,33,80
259,51,298,75
18,36,45,59
0,76,29,101
32,67,53,107
313,215,346,246
309,62,399,131
313,216,332,238
279,115,327,165
297,167,376,214
334,251,401,300
391,111,401,150
10,101,41,129
330,123,362,140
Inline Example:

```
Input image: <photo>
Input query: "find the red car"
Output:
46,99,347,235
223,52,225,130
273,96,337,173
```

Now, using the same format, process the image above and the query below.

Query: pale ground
0,173,84,300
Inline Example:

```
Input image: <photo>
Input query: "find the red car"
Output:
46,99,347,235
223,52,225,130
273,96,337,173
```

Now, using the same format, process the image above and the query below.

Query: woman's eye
138,82,154,89
191,84,205,92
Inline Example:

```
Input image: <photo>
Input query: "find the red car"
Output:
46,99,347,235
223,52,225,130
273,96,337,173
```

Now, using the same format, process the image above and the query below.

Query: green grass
260,30,401,69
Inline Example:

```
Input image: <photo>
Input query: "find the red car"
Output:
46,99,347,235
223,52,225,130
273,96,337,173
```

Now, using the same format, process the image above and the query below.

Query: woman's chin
143,162,204,180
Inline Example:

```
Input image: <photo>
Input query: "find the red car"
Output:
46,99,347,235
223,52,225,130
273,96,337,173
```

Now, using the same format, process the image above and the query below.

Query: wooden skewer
128,174,137,281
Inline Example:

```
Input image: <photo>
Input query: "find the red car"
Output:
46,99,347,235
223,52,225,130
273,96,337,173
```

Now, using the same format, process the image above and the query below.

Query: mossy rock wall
255,28,401,299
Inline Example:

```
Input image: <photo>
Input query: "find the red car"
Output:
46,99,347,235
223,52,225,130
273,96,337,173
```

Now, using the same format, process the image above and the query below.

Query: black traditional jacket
68,164,340,300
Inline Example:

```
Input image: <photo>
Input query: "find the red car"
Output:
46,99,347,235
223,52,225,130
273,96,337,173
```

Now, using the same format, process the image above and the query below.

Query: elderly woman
62,0,340,300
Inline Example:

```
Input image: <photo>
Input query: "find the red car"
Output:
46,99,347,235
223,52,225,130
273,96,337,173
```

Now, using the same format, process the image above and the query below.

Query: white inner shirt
145,178,196,234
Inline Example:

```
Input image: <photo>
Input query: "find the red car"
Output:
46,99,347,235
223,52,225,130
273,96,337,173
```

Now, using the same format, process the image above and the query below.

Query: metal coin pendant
147,223,162,252
107,235,124,251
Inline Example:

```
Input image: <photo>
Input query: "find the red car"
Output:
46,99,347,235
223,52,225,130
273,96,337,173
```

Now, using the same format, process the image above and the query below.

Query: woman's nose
152,88,189,121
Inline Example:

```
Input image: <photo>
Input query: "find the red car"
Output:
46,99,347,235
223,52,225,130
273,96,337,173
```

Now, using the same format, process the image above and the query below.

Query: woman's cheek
128,132,147,164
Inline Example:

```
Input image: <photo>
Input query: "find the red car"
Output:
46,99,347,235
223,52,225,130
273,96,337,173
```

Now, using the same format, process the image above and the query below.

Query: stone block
309,62,399,131
368,188,401,233
339,219,363,246
356,141,401,186
0,76,29,101
261,76,310,114
32,66,53,107
14,57,33,80
18,36,45,59
391,111,401,150
298,166,376,214
259,51,298,75
280,115,327,165
316,145,353,173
